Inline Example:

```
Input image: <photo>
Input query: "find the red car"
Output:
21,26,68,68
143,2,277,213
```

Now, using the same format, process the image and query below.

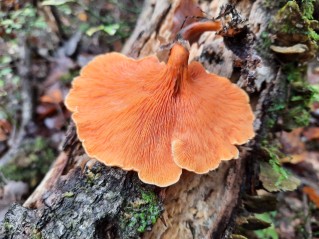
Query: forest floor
0,0,142,222
0,1,318,239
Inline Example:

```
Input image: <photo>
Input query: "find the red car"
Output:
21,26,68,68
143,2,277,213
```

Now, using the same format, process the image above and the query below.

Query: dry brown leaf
77,12,88,22
303,186,319,208
36,103,57,119
281,153,307,164
40,89,63,104
280,128,305,155
259,162,300,192
172,0,203,37
0,119,12,141
303,127,319,140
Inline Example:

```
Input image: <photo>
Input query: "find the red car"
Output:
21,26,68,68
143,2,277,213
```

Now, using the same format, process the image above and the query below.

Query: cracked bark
0,0,285,238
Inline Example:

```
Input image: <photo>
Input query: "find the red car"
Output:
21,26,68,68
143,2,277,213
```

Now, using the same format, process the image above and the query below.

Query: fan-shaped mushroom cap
65,42,254,187
172,61,254,173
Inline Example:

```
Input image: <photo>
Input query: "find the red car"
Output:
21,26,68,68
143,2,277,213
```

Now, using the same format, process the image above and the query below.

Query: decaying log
2,0,314,238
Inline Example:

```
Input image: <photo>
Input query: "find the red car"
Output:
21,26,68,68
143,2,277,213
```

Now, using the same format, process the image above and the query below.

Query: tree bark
1,0,317,238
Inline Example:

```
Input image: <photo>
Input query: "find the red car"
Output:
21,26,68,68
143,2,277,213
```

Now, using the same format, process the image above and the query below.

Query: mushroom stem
167,43,189,67
168,20,222,94
167,43,190,95
177,20,222,43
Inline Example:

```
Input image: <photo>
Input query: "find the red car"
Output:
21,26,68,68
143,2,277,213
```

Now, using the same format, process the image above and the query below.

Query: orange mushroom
65,20,255,187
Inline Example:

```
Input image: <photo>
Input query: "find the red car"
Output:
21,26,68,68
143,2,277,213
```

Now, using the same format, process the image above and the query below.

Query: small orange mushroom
65,20,255,187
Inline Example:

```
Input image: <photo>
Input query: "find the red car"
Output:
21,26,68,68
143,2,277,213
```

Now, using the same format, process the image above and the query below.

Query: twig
50,6,68,41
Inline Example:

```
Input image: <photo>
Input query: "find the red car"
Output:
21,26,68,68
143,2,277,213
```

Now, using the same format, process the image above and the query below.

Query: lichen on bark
1,161,162,239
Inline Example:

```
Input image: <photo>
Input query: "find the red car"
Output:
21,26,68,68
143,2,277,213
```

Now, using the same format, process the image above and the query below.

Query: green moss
256,31,274,59
287,107,310,126
265,96,286,129
120,188,162,237
31,229,43,239
260,63,315,188
268,0,318,61
254,212,278,239
0,3,48,38
85,168,101,185
301,0,316,20
63,191,75,198
258,63,316,190
0,137,55,188
263,63,315,131
257,64,314,192
282,64,315,130
261,142,288,185
258,0,319,60
260,32,272,49
308,28,319,41
3,221,13,231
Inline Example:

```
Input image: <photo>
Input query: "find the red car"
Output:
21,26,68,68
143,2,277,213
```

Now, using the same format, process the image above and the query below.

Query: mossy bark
1,0,318,239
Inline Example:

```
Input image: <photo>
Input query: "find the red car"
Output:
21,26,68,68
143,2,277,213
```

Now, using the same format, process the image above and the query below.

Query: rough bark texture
1,0,316,238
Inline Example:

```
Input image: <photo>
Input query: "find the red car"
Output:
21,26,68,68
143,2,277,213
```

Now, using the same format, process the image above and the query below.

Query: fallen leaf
40,88,63,104
77,12,88,22
172,0,203,38
281,153,306,164
303,186,319,208
279,128,309,164
260,162,300,192
86,24,120,37
36,103,57,119
0,119,11,141
280,128,305,155
303,127,319,140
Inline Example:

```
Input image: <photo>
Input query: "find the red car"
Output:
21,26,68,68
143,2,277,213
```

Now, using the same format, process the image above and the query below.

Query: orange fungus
65,34,255,187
